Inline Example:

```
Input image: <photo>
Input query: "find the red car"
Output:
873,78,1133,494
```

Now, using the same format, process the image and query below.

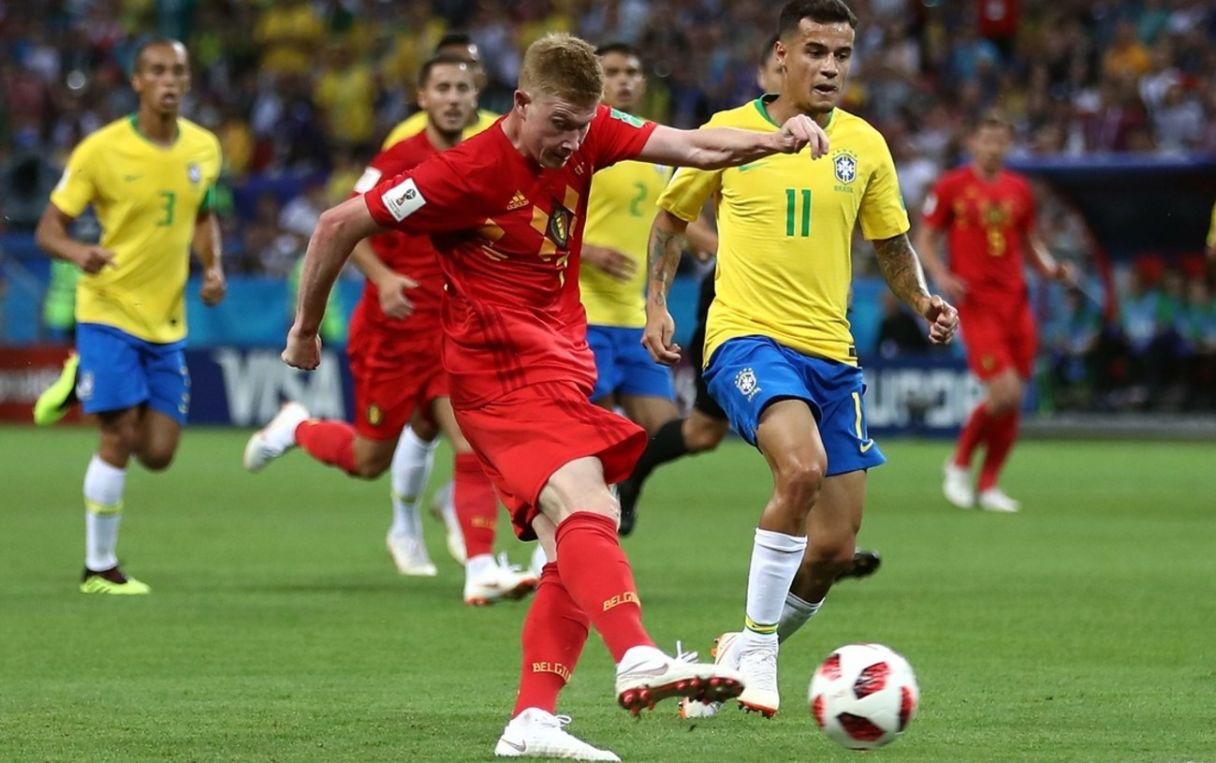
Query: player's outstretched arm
641,209,691,365
350,239,417,319
1025,226,1076,287
34,203,116,274
873,233,959,345
284,196,383,370
637,116,829,170
911,223,965,304
193,210,226,306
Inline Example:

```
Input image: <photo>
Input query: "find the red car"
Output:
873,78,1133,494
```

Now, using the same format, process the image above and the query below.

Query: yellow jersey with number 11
50,115,221,343
657,96,909,366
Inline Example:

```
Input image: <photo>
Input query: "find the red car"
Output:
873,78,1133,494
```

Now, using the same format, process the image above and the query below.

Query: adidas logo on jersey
507,191,530,210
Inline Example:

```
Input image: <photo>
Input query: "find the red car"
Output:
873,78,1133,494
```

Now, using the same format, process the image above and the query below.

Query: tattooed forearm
646,223,686,309
873,233,931,312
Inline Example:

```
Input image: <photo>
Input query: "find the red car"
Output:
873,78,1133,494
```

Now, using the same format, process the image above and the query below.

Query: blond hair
518,33,603,106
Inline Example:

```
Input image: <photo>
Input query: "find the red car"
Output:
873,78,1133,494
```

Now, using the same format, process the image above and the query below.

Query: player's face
515,91,598,169
757,51,783,93
600,52,645,112
419,63,478,138
132,42,191,116
970,125,1012,174
777,19,854,115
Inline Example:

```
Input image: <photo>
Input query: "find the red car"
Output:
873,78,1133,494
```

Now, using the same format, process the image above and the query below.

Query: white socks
389,426,437,538
84,455,126,571
777,591,823,644
742,528,807,647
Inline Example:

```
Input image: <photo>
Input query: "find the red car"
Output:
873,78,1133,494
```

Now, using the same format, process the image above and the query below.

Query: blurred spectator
876,291,933,359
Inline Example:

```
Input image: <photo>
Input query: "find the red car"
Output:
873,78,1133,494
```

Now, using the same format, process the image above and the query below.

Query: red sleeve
364,152,483,235
586,104,659,169
1019,177,1037,233
921,175,954,230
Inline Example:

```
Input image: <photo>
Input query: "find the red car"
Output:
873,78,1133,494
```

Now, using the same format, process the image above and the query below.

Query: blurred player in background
382,32,499,147
243,55,538,604
32,39,225,594
917,112,1075,513
283,32,828,761
646,0,957,719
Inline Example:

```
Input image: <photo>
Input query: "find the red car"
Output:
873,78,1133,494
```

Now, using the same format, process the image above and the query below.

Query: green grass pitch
1,427,1213,762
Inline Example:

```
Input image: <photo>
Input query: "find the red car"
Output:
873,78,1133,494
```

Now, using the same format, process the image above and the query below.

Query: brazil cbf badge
187,163,202,184
832,150,858,185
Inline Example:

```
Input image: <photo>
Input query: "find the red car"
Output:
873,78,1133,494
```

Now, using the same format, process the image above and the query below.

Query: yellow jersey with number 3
657,96,909,366
382,109,500,149
50,115,221,343
580,159,672,327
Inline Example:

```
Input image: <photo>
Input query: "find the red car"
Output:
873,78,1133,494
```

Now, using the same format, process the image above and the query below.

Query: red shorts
453,381,647,541
960,301,1037,380
347,315,448,441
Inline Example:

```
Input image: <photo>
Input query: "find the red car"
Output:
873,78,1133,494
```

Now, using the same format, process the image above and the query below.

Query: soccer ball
808,643,919,750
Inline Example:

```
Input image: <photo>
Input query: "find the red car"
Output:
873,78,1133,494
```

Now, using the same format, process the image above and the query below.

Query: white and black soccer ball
808,643,919,750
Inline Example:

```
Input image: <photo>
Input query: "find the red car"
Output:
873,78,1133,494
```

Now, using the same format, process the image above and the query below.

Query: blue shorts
704,336,885,476
587,325,675,402
76,323,190,424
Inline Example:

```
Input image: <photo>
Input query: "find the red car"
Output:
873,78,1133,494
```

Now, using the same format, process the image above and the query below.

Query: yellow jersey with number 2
580,158,673,328
50,115,221,343
657,96,909,367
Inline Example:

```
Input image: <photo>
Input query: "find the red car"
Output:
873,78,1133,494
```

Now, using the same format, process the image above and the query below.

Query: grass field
1,426,1213,763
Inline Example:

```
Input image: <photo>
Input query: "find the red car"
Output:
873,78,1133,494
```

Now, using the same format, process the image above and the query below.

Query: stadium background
1,0,1215,430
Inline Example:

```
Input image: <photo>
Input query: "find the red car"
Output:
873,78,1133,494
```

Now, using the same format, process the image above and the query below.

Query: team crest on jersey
832,150,858,185
187,163,202,184
734,367,761,402
547,203,573,249
367,404,383,426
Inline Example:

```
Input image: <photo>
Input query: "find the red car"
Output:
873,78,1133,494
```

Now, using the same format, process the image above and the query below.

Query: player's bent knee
775,457,826,499
138,448,176,471
685,419,728,452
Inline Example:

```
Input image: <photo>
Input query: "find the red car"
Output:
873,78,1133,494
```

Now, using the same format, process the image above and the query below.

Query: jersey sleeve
588,105,659,169
858,135,910,240
1019,177,1037,234
49,137,98,218
920,174,954,230
654,113,729,223
364,153,483,235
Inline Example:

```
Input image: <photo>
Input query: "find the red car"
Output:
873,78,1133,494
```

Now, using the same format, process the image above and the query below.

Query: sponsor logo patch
353,167,382,194
382,178,427,222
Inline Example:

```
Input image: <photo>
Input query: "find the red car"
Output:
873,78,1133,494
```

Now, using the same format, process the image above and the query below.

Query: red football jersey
364,106,658,408
922,165,1036,308
351,131,445,327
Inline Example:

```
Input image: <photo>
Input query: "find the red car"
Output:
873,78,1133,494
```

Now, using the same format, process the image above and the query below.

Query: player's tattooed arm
874,233,960,344
646,226,685,308
642,210,691,365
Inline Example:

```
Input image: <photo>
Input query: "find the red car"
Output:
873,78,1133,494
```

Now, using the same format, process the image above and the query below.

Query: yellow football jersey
51,115,222,343
382,109,499,149
658,96,909,366
580,160,672,327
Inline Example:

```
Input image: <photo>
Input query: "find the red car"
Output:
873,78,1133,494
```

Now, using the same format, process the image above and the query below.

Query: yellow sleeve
858,133,910,241
1207,201,1216,250
49,137,98,218
656,164,721,223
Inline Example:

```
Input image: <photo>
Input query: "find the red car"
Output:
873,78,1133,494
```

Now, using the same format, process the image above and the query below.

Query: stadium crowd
2,0,1215,412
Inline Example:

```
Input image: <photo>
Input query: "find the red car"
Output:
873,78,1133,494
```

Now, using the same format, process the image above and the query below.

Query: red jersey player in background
917,111,1075,513
244,55,538,604
283,33,828,761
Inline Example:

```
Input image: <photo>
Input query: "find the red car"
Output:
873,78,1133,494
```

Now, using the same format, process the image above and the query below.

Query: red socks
978,411,1019,491
454,453,497,559
954,402,989,468
295,420,357,475
513,563,590,716
554,512,654,662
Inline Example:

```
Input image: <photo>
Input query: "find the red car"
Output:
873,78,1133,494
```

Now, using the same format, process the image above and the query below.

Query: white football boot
615,644,744,715
977,486,1021,513
429,481,466,564
942,459,975,509
463,554,539,606
243,402,310,472
386,530,437,576
679,631,741,719
529,544,549,578
494,708,619,761
735,635,780,717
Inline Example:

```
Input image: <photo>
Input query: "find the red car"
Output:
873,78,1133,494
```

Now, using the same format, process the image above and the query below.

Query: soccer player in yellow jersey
33,39,224,595
381,32,499,148
644,0,958,717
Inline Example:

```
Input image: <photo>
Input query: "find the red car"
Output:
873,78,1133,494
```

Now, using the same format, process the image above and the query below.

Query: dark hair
435,31,474,53
133,37,186,73
777,0,859,38
973,109,1014,133
759,33,780,66
417,52,475,89
595,41,637,58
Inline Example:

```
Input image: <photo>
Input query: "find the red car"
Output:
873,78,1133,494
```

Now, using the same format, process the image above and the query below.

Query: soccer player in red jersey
282,33,828,760
244,55,537,602
917,112,1075,513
